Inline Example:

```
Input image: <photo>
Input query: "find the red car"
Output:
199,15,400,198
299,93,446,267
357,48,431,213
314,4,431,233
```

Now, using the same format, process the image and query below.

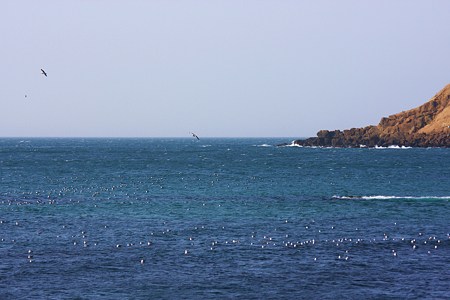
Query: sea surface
0,138,449,299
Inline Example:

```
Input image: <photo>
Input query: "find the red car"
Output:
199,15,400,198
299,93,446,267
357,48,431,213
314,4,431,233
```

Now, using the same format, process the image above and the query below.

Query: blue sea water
0,138,449,299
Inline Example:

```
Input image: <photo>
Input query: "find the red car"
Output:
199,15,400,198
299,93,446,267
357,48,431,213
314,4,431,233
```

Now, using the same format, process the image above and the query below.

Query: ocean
0,138,449,299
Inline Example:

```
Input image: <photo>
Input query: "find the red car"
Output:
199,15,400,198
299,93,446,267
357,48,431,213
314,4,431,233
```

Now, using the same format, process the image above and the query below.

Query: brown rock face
294,84,450,147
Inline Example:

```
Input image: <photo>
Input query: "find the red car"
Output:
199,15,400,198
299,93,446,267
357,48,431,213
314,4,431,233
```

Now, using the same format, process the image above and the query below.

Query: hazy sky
2,1,450,138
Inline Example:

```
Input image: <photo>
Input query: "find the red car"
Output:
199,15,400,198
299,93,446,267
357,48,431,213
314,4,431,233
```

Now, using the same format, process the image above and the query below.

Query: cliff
294,83,450,148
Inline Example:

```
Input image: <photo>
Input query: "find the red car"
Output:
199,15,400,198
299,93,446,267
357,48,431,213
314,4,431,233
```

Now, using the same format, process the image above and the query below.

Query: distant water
1,138,449,299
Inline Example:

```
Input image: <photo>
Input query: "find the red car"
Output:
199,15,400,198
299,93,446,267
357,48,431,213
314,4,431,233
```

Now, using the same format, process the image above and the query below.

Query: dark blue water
1,138,449,299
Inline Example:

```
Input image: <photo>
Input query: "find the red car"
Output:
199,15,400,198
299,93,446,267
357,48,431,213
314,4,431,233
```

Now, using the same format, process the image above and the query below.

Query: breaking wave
332,195,450,200
373,145,412,149
278,141,415,149
277,141,303,147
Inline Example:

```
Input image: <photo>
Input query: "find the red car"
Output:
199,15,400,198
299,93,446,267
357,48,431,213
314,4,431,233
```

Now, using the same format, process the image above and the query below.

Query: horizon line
0,136,305,139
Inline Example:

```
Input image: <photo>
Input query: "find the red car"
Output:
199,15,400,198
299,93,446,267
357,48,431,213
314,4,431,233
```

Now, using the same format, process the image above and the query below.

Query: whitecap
374,145,412,149
286,141,303,147
388,145,412,149
333,195,450,200
277,141,303,147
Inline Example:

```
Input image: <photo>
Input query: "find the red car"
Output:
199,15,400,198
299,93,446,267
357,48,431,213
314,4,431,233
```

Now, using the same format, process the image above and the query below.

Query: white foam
280,142,415,149
333,195,450,200
284,141,303,147
374,145,412,149
272,140,303,147
256,144,273,147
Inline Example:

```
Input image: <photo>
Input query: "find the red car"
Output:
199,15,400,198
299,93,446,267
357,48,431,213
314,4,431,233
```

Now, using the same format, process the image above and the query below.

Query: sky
1,1,450,138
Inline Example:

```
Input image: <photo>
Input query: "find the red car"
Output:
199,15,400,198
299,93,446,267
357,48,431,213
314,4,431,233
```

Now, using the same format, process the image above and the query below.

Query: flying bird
190,132,200,140
41,69,47,77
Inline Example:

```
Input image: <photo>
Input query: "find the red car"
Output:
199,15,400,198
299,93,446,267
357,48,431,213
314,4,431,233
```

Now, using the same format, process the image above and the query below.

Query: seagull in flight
190,132,200,140
41,69,47,77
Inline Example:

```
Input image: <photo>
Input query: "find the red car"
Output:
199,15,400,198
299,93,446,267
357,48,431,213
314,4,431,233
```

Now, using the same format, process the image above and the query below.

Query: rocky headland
293,83,450,148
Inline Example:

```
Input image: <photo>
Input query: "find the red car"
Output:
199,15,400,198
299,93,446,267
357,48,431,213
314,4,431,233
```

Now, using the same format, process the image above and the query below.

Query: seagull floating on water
41,69,47,77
